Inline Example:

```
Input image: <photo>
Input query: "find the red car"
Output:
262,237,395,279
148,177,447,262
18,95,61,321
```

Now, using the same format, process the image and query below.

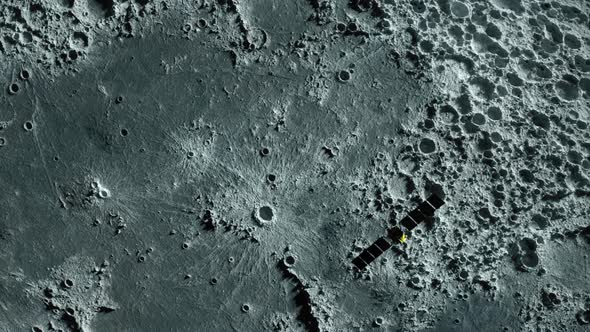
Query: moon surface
1,0,589,331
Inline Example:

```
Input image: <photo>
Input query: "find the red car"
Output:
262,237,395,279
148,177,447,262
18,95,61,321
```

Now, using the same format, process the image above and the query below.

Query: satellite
352,193,445,270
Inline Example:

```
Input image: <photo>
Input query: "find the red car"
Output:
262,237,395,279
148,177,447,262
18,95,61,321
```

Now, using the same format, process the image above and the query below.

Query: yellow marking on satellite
399,233,407,243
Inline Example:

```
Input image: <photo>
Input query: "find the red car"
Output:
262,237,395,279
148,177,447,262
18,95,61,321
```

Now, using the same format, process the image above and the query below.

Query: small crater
20,69,31,80
258,206,274,222
439,105,459,124
471,113,486,126
541,289,561,308
564,33,581,49
260,147,270,157
486,106,502,121
458,269,469,281
469,76,495,100
419,138,436,154
337,69,351,82
450,1,470,18
346,22,358,34
62,278,74,288
531,111,550,129
23,121,34,131
373,316,384,327
196,19,208,29
8,82,20,95
485,23,502,39
266,173,276,183
65,307,75,317
283,254,296,267
408,274,424,289
182,23,192,33
555,80,579,101
20,32,33,44
68,49,79,61
567,151,583,164
70,31,90,48
419,40,434,53
98,186,111,199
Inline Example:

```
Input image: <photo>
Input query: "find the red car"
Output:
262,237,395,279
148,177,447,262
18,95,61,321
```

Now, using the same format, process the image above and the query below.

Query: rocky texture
0,0,589,331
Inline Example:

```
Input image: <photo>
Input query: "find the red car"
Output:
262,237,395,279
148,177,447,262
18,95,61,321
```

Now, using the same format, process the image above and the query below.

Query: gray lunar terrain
1,0,590,331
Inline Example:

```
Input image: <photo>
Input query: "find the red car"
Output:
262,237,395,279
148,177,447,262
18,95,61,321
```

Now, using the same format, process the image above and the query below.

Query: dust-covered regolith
1,0,589,331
